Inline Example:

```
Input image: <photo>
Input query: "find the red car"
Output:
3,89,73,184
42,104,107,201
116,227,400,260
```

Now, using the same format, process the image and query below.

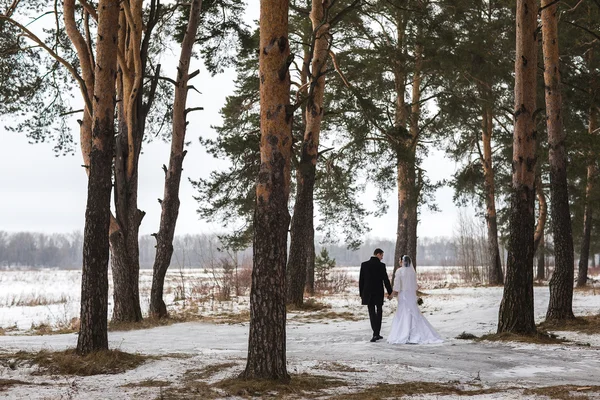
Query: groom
359,248,393,342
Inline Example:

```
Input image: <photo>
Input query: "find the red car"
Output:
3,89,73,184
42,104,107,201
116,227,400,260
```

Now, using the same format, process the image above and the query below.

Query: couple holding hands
359,249,443,344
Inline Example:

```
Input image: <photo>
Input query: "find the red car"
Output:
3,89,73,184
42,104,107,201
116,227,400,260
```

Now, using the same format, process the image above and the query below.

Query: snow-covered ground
1,268,600,399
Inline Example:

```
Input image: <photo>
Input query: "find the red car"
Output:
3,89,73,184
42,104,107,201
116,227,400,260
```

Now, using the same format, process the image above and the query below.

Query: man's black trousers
367,303,383,336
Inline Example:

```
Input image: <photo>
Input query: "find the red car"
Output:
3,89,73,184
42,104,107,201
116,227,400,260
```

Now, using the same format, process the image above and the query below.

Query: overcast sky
0,2,464,243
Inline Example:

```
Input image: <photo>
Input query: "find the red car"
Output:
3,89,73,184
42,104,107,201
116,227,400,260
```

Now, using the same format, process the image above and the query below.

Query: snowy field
1,267,600,399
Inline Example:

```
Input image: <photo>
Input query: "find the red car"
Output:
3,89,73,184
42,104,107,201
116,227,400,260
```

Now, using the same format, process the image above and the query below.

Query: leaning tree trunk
577,90,598,287
537,235,546,281
77,0,120,355
497,0,538,335
542,0,575,322
241,0,292,381
481,101,503,285
287,0,330,306
150,0,202,319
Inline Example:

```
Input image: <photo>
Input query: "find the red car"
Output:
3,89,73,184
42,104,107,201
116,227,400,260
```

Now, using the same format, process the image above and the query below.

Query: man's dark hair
374,248,384,256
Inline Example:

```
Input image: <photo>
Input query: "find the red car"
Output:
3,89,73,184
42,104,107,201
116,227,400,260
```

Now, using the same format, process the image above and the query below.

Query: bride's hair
402,255,412,267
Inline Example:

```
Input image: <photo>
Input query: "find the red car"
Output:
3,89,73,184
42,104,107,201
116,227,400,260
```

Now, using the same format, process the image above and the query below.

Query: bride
387,255,443,344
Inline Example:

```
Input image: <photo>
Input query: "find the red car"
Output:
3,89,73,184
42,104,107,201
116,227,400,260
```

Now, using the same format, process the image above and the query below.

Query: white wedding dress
387,264,443,344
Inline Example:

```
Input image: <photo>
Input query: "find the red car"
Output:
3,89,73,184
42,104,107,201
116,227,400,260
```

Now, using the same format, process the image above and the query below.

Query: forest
0,0,599,389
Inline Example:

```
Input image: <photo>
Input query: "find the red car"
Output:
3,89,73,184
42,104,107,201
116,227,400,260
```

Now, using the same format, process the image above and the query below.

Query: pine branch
0,14,93,115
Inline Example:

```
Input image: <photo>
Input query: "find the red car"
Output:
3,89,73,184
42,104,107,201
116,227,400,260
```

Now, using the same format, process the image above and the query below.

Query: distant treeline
0,231,472,269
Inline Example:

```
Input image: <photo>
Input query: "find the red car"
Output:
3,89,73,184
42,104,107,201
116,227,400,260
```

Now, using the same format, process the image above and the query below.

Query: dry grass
121,379,172,388
317,361,367,373
0,349,153,376
290,310,361,323
184,362,238,381
108,314,201,332
159,370,345,400
0,378,31,391
538,315,600,335
524,385,600,399
198,310,250,325
7,294,68,307
479,331,566,345
456,331,479,340
214,372,346,398
329,382,501,399
156,362,238,399
28,321,79,335
287,298,331,312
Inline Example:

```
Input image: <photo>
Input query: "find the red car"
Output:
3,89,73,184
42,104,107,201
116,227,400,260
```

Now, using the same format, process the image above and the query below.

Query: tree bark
108,0,152,323
542,0,575,322
498,0,538,335
150,0,202,318
481,101,503,285
287,0,330,306
577,87,598,287
536,235,546,281
533,173,547,253
241,0,291,381
392,8,409,272
76,0,120,355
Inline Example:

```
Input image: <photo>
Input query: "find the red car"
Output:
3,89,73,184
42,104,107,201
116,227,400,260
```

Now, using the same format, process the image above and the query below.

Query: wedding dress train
387,262,443,344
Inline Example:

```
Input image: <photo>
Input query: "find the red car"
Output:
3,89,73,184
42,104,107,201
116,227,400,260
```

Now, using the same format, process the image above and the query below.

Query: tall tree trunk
306,240,315,295
150,0,202,318
393,9,409,271
481,101,503,285
287,0,330,306
110,103,144,322
542,0,575,322
241,0,292,380
534,173,547,253
577,90,598,287
395,20,420,272
498,0,538,335
534,174,547,281
405,27,423,270
108,1,148,323
537,235,546,281
77,0,120,355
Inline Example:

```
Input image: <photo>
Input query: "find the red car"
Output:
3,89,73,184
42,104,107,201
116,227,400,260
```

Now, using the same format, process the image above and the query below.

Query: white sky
0,1,463,242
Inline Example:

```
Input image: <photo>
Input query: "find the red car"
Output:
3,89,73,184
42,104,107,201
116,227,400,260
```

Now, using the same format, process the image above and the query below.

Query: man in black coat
359,248,393,342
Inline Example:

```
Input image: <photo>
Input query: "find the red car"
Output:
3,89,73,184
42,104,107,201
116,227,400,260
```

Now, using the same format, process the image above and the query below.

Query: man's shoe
376,335,384,340
370,336,377,342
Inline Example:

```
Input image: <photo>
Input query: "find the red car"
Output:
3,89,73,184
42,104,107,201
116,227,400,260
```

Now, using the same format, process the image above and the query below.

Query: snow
1,268,600,399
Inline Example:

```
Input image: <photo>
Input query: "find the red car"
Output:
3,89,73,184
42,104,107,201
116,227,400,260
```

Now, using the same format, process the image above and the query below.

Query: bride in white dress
387,255,443,344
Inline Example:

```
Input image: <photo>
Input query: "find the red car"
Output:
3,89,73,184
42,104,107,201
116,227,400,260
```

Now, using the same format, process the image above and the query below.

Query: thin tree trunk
537,235,546,281
498,0,538,335
577,86,598,287
241,0,292,380
150,0,202,318
76,0,120,355
482,101,503,285
287,0,330,306
542,0,575,322
534,173,547,253
577,71,598,287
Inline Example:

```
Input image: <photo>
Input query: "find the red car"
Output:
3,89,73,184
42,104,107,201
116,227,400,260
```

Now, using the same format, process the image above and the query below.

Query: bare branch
78,0,98,21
